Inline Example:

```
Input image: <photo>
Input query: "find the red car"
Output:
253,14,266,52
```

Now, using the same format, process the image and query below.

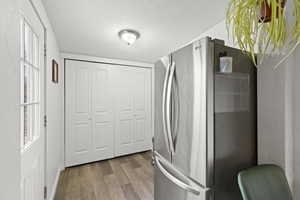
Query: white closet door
91,64,114,161
66,61,93,166
66,61,114,166
114,67,152,156
132,68,152,151
66,60,152,166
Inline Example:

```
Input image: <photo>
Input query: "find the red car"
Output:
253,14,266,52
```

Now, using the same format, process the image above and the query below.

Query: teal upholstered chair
238,164,293,200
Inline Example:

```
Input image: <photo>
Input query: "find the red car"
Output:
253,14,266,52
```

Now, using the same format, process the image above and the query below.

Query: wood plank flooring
54,151,154,200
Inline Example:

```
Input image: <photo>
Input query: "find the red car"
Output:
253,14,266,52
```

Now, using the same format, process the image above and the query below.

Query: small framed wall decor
52,59,59,83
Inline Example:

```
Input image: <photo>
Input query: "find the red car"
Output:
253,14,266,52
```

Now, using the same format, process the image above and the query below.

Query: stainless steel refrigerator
154,37,257,200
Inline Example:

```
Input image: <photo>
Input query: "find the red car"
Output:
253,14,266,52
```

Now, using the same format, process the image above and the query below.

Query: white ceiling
42,0,227,63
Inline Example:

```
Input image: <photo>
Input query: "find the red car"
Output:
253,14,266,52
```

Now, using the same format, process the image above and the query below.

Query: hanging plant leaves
227,0,288,66
271,0,300,68
293,0,300,41
226,0,262,65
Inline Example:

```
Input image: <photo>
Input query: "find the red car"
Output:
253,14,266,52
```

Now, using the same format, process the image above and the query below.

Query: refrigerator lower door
154,152,210,200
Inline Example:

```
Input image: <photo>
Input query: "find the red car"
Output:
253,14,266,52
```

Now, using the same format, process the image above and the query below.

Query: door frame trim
61,53,154,68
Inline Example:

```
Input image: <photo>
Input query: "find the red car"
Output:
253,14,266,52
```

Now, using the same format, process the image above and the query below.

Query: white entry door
20,0,45,200
65,61,114,166
114,66,152,156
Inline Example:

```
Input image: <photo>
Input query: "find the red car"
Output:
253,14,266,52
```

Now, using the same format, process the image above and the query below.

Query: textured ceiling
42,0,227,63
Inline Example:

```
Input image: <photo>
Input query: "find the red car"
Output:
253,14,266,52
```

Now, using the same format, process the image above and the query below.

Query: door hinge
44,186,47,199
44,115,47,127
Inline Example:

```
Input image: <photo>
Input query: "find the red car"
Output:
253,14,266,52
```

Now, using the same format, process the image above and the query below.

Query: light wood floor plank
133,154,154,177
121,184,141,200
109,158,130,186
65,167,81,200
90,163,112,200
104,174,127,200
121,162,153,200
54,152,153,200
54,169,68,200
135,168,154,196
79,165,96,200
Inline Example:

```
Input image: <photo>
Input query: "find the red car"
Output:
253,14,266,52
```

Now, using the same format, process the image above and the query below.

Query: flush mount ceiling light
118,29,140,45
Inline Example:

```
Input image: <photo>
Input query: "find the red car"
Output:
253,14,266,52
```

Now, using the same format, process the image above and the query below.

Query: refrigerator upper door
155,57,172,161
170,38,214,188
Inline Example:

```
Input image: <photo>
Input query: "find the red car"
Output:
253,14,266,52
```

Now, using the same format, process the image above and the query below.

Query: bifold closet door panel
66,61,93,167
132,68,152,151
91,64,114,161
114,67,152,156
65,61,114,167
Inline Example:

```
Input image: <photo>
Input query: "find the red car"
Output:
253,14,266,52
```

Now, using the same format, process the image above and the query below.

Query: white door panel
22,156,43,200
93,67,110,111
115,67,152,156
94,122,113,149
74,122,91,154
133,68,151,152
134,117,146,142
66,61,114,166
66,61,93,166
114,68,134,155
134,71,146,110
75,68,90,113
120,119,133,145
20,0,45,200
91,65,114,160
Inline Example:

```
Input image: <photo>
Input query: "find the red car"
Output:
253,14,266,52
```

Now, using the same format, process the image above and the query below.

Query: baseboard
48,167,63,200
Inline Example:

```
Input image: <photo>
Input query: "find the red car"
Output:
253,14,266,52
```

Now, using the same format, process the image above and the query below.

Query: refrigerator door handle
171,69,180,150
154,152,210,196
162,62,175,156
166,62,176,155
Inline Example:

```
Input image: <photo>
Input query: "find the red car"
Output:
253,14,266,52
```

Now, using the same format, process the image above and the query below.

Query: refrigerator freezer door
154,151,209,195
154,151,211,200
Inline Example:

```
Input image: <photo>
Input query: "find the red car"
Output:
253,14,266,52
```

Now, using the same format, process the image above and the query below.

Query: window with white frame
20,18,40,150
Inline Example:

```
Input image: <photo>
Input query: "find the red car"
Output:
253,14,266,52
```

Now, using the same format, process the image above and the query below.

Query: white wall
257,57,286,166
256,1,299,197
191,20,236,48
30,0,64,199
45,30,64,200
0,0,63,199
292,47,300,199
0,0,21,199
197,9,300,199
